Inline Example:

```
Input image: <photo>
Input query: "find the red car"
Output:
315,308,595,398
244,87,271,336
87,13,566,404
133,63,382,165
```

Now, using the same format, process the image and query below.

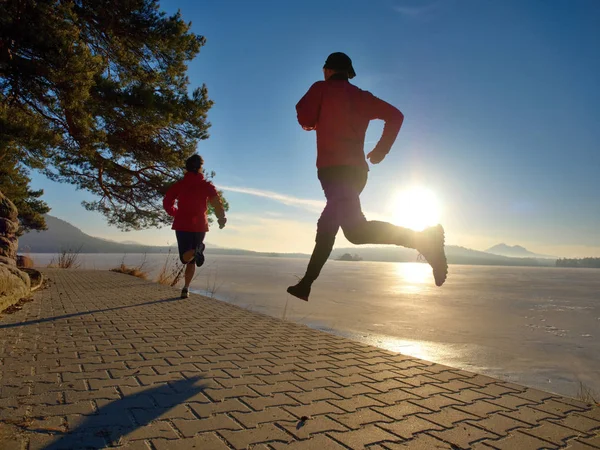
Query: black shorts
175,231,206,266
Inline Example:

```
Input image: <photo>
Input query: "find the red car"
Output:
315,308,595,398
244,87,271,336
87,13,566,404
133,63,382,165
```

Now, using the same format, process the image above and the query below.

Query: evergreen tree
1,0,221,231
0,155,50,235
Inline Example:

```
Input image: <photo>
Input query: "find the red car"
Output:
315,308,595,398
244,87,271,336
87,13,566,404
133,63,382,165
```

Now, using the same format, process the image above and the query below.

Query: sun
390,187,441,231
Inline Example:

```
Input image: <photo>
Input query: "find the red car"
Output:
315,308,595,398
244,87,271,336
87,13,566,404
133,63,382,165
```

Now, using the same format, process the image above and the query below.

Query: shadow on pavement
0,296,181,329
42,376,207,449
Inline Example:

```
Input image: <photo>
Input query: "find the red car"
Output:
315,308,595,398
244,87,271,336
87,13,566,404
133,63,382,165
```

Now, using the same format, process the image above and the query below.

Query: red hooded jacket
296,78,404,169
163,172,219,232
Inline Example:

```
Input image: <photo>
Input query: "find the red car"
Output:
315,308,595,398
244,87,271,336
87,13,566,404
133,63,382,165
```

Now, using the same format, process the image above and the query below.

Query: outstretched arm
365,94,404,164
209,195,227,229
296,82,324,131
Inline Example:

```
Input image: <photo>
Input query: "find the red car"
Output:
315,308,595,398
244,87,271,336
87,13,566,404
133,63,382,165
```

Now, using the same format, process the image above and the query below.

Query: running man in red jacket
163,154,227,299
288,52,447,301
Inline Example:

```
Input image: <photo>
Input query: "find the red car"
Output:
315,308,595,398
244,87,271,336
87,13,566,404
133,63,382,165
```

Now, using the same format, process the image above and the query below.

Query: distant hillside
486,243,555,259
19,215,173,254
18,215,305,257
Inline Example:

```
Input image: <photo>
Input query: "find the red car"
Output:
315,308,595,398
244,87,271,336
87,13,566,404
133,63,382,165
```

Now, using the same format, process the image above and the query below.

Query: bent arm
296,82,323,131
209,195,226,222
162,181,181,216
367,94,404,157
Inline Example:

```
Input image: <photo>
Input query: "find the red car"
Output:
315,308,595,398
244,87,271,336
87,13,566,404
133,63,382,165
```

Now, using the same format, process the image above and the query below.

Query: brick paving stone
288,388,343,404
220,423,292,449
1,270,598,449
550,413,600,434
378,415,445,439
514,388,558,403
281,415,349,438
363,370,403,382
27,431,108,450
458,374,500,387
328,424,401,449
290,378,340,391
454,401,504,419
433,379,479,393
329,395,386,412
424,370,467,383
367,389,419,405
398,374,440,387
95,394,155,410
522,422,582,446
124,421,178,440
469,411,531,434
365,379,412,393
37,401,95,416
284,401,346,418
410,393,465,411
382,434,455,449
555,396,595,410
429,423,500,449
131,405,196,422
563,440,600,450
473,383,524,398
327,374,376,386
231,407,297,427
116,440,152,449
217,375,264,388
203,385,261,401
172,415,241,437
330,409,394,429
484,430,561,449
418,407,478,428
151,433,230,450
502,405,563,425
327,383,379,399
534,399,588,417
405,383,451,398
574,433,600,449
243,393,298,411
373,401,431,420
580,409,600,422
443,388,494,404
486,394,537,411
251,382,303,396
271,433,349,449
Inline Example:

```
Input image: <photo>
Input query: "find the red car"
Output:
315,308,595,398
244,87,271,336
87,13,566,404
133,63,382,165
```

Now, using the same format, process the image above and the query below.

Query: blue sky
29,0,600,256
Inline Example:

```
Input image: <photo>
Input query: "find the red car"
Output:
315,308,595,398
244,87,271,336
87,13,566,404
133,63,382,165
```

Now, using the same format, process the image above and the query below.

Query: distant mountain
331,245,555,267
120,240,143,245
18,215,556,267
486,243,555,259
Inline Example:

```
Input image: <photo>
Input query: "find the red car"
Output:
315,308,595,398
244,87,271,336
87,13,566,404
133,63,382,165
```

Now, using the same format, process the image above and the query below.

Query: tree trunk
0,189,31,311
0,189,19,265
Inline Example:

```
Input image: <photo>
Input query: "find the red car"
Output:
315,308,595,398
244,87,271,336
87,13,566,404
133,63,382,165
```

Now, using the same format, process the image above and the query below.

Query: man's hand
218,217,227,229
367,150,386,164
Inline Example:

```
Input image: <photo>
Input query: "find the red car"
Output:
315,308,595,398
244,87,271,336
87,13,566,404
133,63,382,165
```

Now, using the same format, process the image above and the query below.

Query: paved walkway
0,270,598,450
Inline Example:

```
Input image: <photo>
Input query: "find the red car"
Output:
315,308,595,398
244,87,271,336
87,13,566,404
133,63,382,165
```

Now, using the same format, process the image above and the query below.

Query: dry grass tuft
156,249,185,287
47,247,82,269
110,263,148,280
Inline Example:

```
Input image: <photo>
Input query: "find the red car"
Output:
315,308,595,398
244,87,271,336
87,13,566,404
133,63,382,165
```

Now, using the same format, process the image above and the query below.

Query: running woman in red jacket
288,52,447,301
163,154,227,299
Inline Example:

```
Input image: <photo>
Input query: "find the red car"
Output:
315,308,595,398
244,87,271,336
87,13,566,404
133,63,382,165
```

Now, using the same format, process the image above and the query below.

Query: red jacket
163,172,219,232
296,78,404,169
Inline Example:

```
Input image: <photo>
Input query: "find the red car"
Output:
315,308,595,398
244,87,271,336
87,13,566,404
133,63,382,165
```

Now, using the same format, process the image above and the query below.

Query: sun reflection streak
391,262,431,293
366,336,433,361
